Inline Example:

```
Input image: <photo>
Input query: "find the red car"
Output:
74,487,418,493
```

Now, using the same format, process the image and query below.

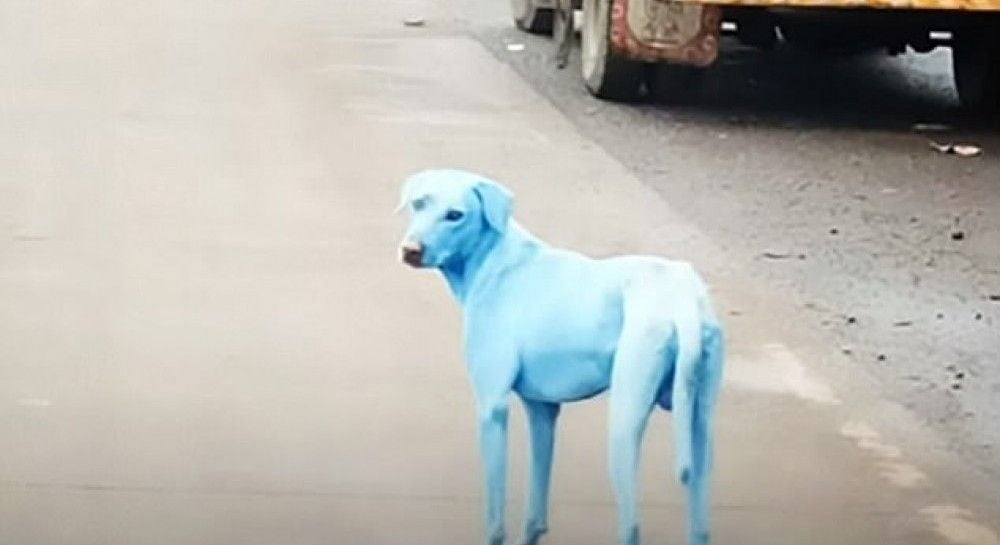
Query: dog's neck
440,221,540,305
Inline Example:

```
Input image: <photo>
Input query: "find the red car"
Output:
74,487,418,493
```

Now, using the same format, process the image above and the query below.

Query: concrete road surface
478,12,1000,485
0,2,997,545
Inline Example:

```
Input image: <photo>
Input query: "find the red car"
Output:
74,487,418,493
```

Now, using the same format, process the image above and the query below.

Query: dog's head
396,169,513,269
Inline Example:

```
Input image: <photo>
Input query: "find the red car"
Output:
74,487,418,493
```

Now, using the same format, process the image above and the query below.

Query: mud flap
609,0,722,67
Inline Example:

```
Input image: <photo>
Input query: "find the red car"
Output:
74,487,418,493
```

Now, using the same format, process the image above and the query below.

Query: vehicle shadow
644,38,996,133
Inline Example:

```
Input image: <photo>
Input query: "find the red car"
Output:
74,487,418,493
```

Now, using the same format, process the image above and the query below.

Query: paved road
0,2,997,545
473,6,1000,483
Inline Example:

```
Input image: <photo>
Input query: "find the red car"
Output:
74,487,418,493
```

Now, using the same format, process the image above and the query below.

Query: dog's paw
688,530,710,545
516,525,547,545
486,531,506,545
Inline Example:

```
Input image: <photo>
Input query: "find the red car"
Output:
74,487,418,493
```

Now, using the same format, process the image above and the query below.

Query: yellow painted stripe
690,0,1000,10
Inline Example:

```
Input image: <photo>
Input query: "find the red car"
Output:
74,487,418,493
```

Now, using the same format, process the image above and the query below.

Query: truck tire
952,27,1000,115
512,0,555,34
581,0,643,100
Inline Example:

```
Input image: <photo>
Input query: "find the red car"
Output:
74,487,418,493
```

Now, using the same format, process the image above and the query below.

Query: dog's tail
671,314,723,543
671,319,723,489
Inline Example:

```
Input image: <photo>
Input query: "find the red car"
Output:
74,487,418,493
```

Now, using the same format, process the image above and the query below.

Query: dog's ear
393,195,408,214
473,179,513,233
395,177,420,214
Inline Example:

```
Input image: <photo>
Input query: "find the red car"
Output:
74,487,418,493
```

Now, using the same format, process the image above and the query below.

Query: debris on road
930,142,982,157
912,122,950,132
12,233,47,242
762,251,793,259
761,250,807,260
506,43,526,52
402,17,426,27
945,365,967,391
945,365,967,389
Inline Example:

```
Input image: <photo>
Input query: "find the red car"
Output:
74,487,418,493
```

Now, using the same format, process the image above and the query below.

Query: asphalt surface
1,1,998,545
471,7,1000,481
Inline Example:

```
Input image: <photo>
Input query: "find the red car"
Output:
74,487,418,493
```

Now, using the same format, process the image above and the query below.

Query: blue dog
398,169,724,545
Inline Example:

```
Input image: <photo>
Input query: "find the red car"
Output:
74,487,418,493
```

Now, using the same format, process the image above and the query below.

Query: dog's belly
514,351,614,403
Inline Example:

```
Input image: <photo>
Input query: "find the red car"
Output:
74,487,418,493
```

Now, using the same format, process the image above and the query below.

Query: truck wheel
512,0,554,34
581,0,643,100
952,28,1000,115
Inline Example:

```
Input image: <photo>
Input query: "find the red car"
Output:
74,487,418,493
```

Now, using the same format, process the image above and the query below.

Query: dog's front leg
467,326,519,545
519,399,560,545
478,399,510,545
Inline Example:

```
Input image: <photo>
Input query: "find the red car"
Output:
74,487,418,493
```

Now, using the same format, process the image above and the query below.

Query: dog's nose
400,242,424,267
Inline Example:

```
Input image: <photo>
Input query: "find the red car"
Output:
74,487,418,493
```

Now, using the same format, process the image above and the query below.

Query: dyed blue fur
398,169,724,545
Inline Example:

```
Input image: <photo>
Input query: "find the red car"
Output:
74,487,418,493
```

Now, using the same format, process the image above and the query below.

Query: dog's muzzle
400,242,424,268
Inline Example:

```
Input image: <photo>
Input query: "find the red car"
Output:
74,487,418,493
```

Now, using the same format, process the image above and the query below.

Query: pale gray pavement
474,9,1000,483
0,2,997,545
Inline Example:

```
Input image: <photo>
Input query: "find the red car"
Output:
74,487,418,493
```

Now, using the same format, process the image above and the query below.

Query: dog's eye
444,210,465,222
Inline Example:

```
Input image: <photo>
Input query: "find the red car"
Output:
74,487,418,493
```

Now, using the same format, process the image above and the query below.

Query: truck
509,0,1000,113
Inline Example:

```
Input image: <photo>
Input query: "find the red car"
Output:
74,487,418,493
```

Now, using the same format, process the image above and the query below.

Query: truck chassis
512,0,1000,113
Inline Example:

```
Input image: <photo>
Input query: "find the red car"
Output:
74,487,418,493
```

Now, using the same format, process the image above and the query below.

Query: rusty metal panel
677,0,1000,9
611,0,723,66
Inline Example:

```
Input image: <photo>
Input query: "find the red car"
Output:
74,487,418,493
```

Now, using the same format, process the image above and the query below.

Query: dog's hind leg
672,318,722,545
519,399,560,545
608,302,673,545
